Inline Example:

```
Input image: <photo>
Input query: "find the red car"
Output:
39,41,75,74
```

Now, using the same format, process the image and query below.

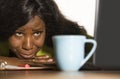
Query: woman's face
8,15,46,59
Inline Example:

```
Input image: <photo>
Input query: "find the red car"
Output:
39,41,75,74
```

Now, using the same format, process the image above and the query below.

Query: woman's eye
34,31,42,36
15,32,23,36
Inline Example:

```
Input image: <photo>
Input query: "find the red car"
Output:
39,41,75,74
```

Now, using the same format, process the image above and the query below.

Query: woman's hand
33,55,55,64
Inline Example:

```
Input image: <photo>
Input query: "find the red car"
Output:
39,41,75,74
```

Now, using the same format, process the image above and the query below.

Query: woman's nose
22,36,33,50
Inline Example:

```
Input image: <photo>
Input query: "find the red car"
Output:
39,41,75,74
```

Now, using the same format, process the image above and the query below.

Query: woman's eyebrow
15,28,25,32
32,27,45,31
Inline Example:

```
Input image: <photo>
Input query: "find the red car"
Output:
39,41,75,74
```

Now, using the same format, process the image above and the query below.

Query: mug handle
80,39,97,68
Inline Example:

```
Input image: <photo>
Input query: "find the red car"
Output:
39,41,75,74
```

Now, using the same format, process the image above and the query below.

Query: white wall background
54,0,96,36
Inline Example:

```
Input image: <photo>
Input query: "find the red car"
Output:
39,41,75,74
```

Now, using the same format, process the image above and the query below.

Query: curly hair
0,0,87,47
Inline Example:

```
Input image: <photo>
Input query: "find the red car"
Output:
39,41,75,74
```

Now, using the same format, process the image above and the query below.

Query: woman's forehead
17,16,46,30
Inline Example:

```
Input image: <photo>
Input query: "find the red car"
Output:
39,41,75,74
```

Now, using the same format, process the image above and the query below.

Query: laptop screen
93,0,120,69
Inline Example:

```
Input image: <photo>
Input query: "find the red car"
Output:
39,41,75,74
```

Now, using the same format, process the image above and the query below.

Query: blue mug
52,35,97,71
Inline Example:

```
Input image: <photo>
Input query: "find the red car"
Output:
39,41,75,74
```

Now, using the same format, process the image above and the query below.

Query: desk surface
0,71,120,79
0,56,120,79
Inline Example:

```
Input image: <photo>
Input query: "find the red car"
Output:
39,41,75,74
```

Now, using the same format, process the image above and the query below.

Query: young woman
0,0,92,64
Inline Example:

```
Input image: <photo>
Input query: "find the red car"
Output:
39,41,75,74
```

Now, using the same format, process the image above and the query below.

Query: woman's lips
20,53,35,58
18,49,39,58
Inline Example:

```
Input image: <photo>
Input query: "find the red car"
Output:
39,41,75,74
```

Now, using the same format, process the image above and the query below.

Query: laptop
93,0,120,70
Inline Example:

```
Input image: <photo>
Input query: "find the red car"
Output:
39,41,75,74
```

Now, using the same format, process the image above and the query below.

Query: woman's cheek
9,37,22,49
35,39,44,48
35,37,45,48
